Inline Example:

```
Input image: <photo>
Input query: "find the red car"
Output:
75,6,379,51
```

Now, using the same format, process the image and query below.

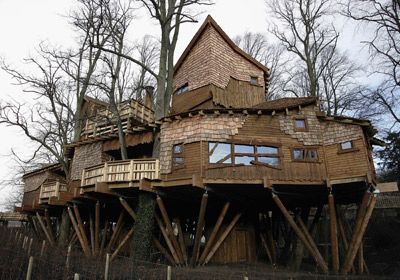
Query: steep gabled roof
174,15,269,74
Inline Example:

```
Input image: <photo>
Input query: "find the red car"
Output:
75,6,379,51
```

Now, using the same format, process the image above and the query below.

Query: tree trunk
58,209,71,247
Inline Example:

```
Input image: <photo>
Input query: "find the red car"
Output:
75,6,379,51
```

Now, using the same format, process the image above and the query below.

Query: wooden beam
342,191,371,273
107,211,125,252
111,227,134,261
35,212,55,247
95,201,100,255
119,197,137,221
342,195,377,274
89,215,95,256
67,207,90,257
153,238,176,265
176,219,188,264
44,210,55,243
203,213,242,265
260,233,273,264
191,193,208,266
198,202,230,265
328,193,339,273
156,196,184,264
100,219,109,256
155,214,180,264
73,205,91,255
272,194,328,273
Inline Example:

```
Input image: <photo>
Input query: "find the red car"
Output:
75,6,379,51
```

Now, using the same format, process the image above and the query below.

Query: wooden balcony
81,159,160,187
39,179,69,205
81,99,155,139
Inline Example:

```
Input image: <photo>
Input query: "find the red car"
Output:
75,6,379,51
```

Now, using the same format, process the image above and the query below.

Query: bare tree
267,0,339,97
234,32,287,99
344,0,400,125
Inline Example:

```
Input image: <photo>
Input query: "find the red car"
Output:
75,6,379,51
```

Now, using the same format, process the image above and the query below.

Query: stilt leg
328,193,339,273
67,207,90,257
111,227,134,261
191,193,208,266
73,205,90,255
95,201,100,255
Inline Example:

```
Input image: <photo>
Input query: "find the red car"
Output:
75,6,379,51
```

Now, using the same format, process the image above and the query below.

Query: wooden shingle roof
252,97,317,110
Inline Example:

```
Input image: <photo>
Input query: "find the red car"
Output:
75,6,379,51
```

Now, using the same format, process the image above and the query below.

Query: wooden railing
0,212,28,221
39,179,67,203
81,99,155,139
81,159,160,187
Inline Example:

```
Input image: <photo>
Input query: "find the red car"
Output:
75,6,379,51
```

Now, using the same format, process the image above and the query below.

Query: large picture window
208,142,280,168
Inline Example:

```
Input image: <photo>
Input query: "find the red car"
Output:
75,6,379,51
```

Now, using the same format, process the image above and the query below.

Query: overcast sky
0,0,371,210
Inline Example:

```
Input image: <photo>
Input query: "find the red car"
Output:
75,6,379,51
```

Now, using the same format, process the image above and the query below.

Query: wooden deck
81,159,160,187
81,99,155,139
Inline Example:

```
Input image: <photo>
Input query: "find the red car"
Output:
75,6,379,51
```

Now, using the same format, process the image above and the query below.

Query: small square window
340,141,353,150
295,119,306,129
250,76,258,85
172,144,184,168
175,83,189,95
293,148,304,160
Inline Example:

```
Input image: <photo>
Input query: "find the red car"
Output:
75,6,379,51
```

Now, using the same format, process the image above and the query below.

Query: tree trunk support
199,202,230,265
155,214,180,264
67,207,90,257
73,205,91,255
328,193,339,273
36,212,55,246
272,194,328,273
157,196,184,264
341,194,377,274
203,213,242,265
191,192,208,266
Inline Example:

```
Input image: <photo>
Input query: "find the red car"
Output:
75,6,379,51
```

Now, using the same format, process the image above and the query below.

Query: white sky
0,0,371,210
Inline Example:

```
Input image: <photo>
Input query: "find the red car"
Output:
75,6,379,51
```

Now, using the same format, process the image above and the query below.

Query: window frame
208,141,282,169
175,83,189,95
291,147,319,162
338,140,358,154
293,117,308,132
171,143,184,170
250,76,259,85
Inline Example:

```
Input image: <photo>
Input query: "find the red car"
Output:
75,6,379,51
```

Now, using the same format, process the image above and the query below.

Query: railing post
55,180,60,199
155,159,160,179
129,160,134,181
81,169,86,187
103,162,108,182
39,184,43,200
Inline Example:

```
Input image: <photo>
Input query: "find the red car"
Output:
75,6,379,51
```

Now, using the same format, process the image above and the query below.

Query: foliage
377,130,400,182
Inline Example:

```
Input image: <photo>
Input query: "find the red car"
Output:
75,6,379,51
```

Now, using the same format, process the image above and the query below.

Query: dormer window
250,76,258,85
175,83,189,95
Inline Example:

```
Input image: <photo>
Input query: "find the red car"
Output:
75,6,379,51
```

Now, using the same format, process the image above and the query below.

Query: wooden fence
81,159,160,186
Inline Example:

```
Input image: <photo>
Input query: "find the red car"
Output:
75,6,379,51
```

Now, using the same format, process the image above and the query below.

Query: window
208,142,280,167
294,118,307,131
340,141,353,150
172,144,184,168
292,148,318,161
175,83,189,95
250,76,258,85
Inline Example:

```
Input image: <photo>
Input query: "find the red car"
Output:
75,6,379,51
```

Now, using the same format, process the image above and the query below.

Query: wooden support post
199,202,230,265
104,253,110,280
89,215,95,256
119,197,137,221
341,195,377,274
100,220,109,256
40,240,46,257
36,212,55,246
68,207,90,257
358,242,364,274
176,219,188,264
111,227,134,261
155,214,180,265
27,238,33,256
26,256,34,280
191,193,208,266
260,233,273,264
203,213,242,265
272,194,328,273
44,210,55,243
107,211,125,252
66,244,72,269
95,201,100,255
74,273,80,280
296,217,326,269
73,205,91,256
156,196,184,264
328,193,339,273
153,238,176,265
167,266,172,280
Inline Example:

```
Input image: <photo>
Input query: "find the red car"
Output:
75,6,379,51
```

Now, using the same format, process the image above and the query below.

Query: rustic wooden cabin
19,15,381,274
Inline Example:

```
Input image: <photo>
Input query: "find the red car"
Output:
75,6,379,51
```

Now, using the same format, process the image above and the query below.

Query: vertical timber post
328,192,339,273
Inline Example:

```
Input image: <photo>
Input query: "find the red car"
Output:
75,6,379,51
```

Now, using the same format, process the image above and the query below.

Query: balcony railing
81,159,160,187
81,99,155,139
39,179,67,204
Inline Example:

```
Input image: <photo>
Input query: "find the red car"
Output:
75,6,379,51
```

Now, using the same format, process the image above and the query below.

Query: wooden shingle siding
70,142,104,180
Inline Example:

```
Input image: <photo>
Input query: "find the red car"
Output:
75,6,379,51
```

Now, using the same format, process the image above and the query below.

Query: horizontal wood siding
324,138,370,180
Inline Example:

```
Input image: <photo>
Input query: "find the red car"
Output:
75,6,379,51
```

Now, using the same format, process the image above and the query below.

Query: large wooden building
20,16,381,274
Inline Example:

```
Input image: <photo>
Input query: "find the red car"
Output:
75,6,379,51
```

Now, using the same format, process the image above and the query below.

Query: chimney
144,86,154,109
